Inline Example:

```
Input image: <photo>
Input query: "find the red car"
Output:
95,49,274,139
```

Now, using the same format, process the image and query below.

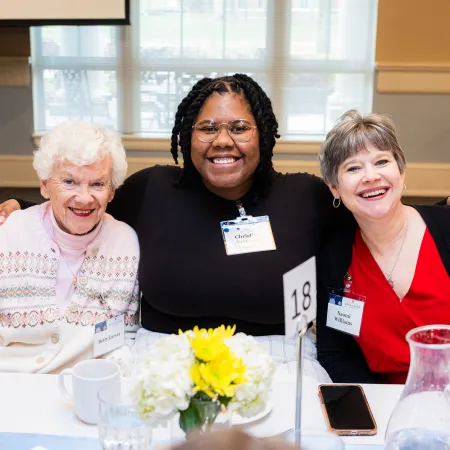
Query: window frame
31,0,377,140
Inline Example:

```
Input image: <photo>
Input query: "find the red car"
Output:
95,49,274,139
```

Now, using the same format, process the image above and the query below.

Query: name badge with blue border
220,215,276,256
326,288,366,337
93,314,125,357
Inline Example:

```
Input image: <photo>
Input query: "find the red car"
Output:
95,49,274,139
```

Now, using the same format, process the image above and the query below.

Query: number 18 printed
283,256,317,337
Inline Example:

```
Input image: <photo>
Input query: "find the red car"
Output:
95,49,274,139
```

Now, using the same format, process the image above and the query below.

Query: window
31,0,377,140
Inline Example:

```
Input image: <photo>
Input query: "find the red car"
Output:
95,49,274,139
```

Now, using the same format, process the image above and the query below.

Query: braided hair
170,74,280,200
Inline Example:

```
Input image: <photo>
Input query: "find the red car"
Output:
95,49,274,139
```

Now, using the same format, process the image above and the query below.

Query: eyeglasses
192,119,257,143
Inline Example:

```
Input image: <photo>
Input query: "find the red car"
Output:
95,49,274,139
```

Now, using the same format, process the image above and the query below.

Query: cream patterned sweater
0,203,140,373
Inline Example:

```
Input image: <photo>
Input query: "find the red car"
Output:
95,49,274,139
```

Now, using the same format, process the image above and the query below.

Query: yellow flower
180,325,247,399
191,362,216,398
183,325,236,362
195,347,247,398
212,325,236,340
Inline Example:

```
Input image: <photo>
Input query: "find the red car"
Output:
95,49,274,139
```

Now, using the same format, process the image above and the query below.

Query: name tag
326,290,365,337
220,215,276,256
93,314,125,357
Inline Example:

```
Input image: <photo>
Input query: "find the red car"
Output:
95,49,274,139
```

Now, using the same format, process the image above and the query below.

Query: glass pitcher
385,324,450,450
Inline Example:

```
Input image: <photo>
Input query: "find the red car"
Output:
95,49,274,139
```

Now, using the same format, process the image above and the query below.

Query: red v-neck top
347,228,450,384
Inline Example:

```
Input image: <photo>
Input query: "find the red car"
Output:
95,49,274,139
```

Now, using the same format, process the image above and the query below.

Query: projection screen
0,0,130,25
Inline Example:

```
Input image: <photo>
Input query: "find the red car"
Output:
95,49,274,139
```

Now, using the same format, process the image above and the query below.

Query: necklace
362,212,409,288
53,242,81,288
60,253,79,288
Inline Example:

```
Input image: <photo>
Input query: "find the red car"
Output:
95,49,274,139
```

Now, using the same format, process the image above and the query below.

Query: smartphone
318,384,377,436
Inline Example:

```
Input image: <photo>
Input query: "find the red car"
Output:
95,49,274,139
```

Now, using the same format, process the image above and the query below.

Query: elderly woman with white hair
0,120,140,374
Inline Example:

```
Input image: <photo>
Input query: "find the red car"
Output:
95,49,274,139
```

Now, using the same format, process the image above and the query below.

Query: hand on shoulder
0,199,21,224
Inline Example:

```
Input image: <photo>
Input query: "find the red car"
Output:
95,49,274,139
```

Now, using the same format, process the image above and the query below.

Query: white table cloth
133,328,333,383
0,370,403,448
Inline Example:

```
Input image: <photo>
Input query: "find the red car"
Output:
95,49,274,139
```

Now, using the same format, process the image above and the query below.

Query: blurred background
0,0,449,203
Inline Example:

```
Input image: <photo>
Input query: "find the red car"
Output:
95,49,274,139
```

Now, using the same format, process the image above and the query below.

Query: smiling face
190,93,260,199
329,146,405,220
40,157,115,235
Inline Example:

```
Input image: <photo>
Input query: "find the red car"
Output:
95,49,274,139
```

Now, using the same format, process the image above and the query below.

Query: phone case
318,384,378,436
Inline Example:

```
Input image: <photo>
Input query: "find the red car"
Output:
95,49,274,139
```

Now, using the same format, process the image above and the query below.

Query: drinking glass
98,380,153,450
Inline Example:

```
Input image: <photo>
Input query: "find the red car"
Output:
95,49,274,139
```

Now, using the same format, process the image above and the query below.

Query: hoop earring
333,197,341,208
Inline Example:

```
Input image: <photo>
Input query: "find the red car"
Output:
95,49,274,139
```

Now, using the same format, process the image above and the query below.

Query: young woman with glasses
106,74,352,336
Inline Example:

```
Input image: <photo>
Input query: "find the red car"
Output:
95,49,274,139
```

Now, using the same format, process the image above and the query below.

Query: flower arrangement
132,325,275,434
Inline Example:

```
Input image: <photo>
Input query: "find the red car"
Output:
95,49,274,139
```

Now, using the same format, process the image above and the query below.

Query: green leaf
179,404,200,434
218,395,232,408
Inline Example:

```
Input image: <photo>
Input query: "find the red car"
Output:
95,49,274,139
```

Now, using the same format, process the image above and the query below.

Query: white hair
33,120,128,189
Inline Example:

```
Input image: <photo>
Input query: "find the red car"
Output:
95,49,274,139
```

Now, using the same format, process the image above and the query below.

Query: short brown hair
170,429,300,450
318,110,406,186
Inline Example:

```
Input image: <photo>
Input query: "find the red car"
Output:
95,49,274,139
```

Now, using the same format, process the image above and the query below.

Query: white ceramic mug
59,359,120,424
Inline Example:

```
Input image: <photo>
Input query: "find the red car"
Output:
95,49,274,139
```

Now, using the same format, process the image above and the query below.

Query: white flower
132,334,195,424
225,333,275,417
132,330,275,425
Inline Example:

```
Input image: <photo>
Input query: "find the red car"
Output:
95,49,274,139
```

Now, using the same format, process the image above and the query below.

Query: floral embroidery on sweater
65,307,140,326
82,255,138,278
0,252,58,277
0,307,59,328
0,305,139,329
0,286,55,299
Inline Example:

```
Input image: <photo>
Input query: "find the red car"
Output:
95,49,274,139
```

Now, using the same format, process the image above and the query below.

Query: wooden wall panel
0,27,30,86
376,0,450,93
376,0,450,66
0,27,30,57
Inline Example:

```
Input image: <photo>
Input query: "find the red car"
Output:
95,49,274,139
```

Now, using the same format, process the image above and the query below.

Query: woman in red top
316,110,450,384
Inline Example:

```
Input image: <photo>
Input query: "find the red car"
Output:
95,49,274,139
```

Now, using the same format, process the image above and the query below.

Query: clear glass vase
192,398,221,432
385,324,450,450
179,398,222,436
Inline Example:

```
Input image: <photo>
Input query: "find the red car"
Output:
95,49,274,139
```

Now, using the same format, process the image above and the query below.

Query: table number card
283,256,317,337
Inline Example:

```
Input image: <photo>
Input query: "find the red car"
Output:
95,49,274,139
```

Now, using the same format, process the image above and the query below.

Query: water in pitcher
385,428,450,450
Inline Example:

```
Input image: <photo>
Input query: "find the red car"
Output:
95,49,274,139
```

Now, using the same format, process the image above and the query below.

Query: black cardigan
317,204,450,384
